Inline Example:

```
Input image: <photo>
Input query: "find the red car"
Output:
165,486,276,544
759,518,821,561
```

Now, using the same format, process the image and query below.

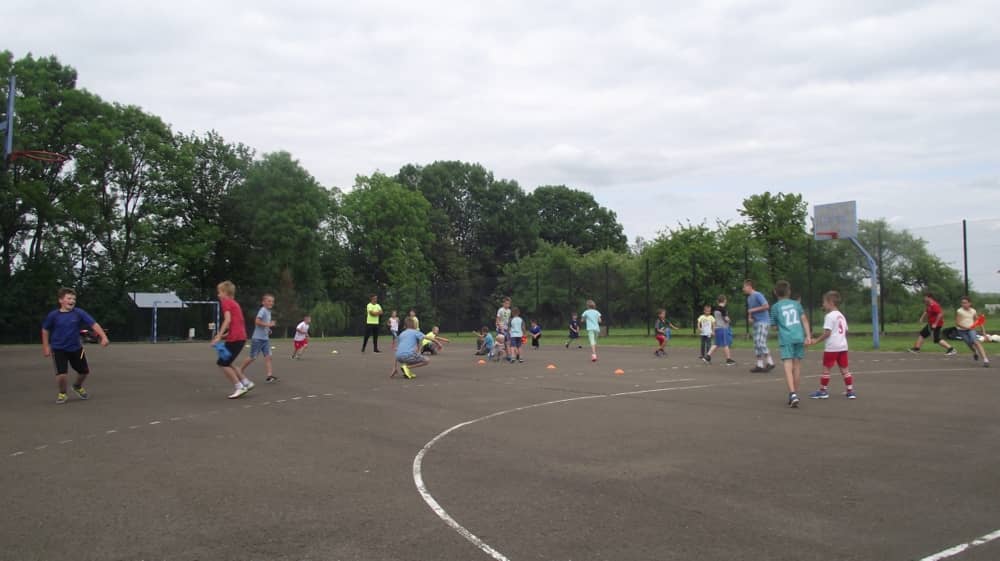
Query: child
388,310,400,349
210,281,255,399
956,296,990,367
654,309,668,357
391,317,427,379
40,288,110,404
808,291,856,399
291,315,311,360
473,326,488,354
909,293,957,355
509,307,525,363
240,293,277,383
529,320,542,349
697,304,716,361
581,300,603,362
744,279,776,373
492,333,508,362
565,313,582,349
496,297,512,350
408,309,420,332
421,326,451,355
770,280,812,408
706,295,736,366
361,294,383,353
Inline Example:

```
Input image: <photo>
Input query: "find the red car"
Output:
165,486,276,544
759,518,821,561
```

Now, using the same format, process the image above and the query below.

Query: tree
528,185,627,253
737,191,810,287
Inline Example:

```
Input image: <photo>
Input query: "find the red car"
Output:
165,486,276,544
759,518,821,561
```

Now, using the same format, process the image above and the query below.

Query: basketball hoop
815,231,839,240
8,150,70,163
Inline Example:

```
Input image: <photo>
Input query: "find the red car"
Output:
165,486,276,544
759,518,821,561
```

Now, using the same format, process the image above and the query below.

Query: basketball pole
847,236,880,349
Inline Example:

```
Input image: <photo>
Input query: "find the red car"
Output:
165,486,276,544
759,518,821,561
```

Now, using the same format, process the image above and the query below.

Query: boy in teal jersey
580,299,603,362
769,280,812,408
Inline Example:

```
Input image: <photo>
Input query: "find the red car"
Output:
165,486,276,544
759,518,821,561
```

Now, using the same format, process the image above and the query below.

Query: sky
11,0,1000,290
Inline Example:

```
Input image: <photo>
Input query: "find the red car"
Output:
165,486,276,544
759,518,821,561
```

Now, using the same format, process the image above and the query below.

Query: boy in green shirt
769,280,812,408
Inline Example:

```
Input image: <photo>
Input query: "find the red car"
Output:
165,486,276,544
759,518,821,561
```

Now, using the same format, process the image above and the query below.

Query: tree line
0,52,968,342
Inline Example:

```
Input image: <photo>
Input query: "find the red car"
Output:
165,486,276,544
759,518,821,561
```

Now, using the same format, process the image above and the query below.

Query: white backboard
814,201,858,240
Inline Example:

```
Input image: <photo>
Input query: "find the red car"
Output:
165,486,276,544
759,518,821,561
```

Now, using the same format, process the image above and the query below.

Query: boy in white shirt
291,315,311,363
808,291,856,399
956,296,990,367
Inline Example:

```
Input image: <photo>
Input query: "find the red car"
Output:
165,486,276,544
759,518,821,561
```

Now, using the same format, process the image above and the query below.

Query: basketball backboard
814,200,858,240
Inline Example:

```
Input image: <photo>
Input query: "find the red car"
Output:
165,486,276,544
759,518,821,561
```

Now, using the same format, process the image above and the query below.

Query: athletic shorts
587,329,598,346
396,352,427,366
655,333,666,345
294,339,308,351
52,348,89,375
217,341,244,367
780,342,805,361
753,323,771,355
920,324,943,343
714,327,733,347
568,331,579,339
510,336,522,348
664,328,672,340
957,329,978,347
250,338,271,358
823,351,849,369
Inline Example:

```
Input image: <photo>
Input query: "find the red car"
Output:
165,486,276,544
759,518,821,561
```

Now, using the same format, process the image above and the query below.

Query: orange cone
546,364,557,370
477,359,486,365
614,368,625,376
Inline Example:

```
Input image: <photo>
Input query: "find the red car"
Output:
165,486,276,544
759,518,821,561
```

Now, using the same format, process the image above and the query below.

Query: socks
819,374,830,390
757,359,764,368
843,373,854,390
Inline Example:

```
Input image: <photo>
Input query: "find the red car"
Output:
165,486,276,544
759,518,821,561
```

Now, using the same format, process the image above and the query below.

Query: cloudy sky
12,0,1000,290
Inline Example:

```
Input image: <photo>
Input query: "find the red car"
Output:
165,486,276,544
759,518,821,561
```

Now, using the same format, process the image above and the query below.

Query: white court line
918,529,1000,560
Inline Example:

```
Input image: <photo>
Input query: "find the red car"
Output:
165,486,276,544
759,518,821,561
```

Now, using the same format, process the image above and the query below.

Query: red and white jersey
823,310,849,352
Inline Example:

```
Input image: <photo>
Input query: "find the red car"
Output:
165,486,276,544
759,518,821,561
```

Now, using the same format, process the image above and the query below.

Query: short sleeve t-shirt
294,321,309,341
496,307,511,329
770,298,805,345
569,319,580,335
926,300,944,327
389,317,399,332
509,317,524,337
220,298,246,342
252,307,271,340
581,309,601,331
713,305,730,330
748,291,770,324
956,307,977,329
530,325,541,336
366,303,382,325
483,333,495,349
42,308,96,351
396,329,424,358
422,331,437,347
823,310,848,352
698,314,716,336
655,318,667,334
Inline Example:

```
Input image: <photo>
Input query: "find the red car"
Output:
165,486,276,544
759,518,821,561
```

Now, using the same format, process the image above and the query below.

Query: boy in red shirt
909,293,957,355
210,281,255,399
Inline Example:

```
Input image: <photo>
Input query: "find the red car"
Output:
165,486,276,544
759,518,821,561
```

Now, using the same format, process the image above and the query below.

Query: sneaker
703,355,712,363
565,342,569,348
788,394,800,408
945,348,957,356
517,358,524,363
725,359,736,366
809,389,829,399
984,362,991,368
591,354,598,362
973,353,979,361
750,366,768,373
56,393,68,404
243,381,255,393
845,390,857,399
265,375,278,383
72,386,89,400
765,363,776,371
908,347,921,353
227,387,248,399
401,364,415,379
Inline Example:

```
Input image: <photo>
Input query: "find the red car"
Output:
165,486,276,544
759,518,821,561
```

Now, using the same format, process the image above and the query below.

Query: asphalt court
1,340,998,561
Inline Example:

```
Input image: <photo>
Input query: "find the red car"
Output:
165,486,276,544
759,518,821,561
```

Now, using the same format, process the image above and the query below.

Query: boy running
770,280,812,408
697,304,716,362
291,315,311,361
956,296,990,367
808,290,856,399
391,317,428,379
909,293,957,355
581,300,603,362
240,293,276,383
565,313,582,348
41,288,110,404
706,295,736,366
744,280,775,373
211,281,255,399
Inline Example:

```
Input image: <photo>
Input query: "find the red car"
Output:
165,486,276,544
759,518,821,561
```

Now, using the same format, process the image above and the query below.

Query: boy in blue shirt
564,313,582,349
391,317,428,379
41,288,110,404
239,293,277,383
581,300,603,362
743,279,775,373
529,320,542,349
770,280,812,408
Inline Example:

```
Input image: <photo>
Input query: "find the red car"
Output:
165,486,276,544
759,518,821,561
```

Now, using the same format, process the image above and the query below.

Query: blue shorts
396,352,427,365
714,327,732,347
510,336,523,348
957,329,978,347
250,338,271,358
780,342,805,360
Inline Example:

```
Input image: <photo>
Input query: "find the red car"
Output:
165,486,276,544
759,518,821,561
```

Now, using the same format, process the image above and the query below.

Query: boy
211,281,255,399
408,309,420,332
41,288,110,404
909,292,957,355
770,280,812,408
421,326,451,355
496,297,512,351
808,290,856,399
581,300,603,362
697,304,716,362
492,333,508,362
653,309,668,357
529,320,542,349
565,313,582,349
391,317,428,379
956,296,990,367
509,307,525,363
706,295,736,366
744,279,776,373
291,315,311,360
362,294,382,353
240,293,276,383
388,310,400,349
473,326,488,354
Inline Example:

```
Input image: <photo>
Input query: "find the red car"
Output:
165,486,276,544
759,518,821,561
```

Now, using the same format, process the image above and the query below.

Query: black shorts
919,324,943,343
52,348,89,375
216,341,245,367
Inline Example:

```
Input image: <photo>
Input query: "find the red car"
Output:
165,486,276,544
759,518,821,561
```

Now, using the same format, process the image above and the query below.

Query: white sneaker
227,387,248,399
243,381,255,393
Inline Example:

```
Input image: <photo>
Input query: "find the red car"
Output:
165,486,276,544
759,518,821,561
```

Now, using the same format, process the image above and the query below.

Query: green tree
528,185,627,253
738,191,810,287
